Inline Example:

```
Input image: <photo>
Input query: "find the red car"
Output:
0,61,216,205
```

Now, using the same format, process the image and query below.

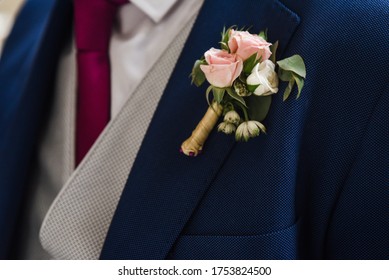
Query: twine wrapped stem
180,102,223,156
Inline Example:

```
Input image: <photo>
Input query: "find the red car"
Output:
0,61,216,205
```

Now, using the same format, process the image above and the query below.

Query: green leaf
220,26,228,43
220,26,234,51
246,95,272,122
191,59,207,87
238,73,247,84
243,53,259,75
283,79,295,101
220,42,229,51
269,40,279,64
277,55,306,78
258,29,268,41
221,26,226,36
226,88,247,107
247,84,260,93
212,87,226,104
292,73,305,99
278,68,293,82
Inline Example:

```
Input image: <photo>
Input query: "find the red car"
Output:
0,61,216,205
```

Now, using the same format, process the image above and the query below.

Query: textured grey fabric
18,40,76,259
40,15,197,260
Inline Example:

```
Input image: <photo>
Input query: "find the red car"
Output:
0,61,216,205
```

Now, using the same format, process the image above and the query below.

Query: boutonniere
180,27,306,156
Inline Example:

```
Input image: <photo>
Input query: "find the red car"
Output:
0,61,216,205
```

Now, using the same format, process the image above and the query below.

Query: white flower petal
247,121,260,137
235,123,247,141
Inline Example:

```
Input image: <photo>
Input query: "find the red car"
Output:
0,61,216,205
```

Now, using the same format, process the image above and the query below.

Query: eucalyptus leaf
269,40,279,64
226,88,247,107
212,87,226,104
191,59,207,87
243,53,259,75
246,95,272,122
278,68,293,82
277,55,306,78
292,73,305,99
283,79,295,101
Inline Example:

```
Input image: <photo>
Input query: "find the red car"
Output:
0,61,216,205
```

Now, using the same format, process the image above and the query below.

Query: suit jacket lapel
101,0,300,259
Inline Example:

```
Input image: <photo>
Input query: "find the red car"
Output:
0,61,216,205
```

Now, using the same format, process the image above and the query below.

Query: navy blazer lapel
0,0,72,258
101,0,300,259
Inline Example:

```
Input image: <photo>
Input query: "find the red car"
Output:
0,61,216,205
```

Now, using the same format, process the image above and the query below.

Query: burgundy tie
74,0,127,165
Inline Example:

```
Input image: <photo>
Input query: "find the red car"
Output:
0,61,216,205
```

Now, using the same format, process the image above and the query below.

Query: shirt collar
131,0,178,23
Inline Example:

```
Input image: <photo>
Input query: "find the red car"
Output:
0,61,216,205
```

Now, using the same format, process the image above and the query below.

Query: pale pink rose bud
200,48,243,88
228,30,272,61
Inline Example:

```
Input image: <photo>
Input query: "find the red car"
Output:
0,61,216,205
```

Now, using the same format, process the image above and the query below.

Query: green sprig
190,59,207,87
277,55,306,100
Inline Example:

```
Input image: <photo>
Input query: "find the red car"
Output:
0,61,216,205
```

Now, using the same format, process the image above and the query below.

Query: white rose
246,60,279,96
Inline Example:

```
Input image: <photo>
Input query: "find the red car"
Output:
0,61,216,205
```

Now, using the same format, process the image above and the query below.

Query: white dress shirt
0,0,25,57
19,0,203,259
111,0,182,117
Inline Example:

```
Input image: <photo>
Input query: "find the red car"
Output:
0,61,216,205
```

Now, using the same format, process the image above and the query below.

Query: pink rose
200,48,243,88
228,30,272,61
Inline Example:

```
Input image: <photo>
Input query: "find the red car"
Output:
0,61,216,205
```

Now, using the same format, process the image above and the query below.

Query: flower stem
180,102,223,156
242,107,249,121
236,102,249,121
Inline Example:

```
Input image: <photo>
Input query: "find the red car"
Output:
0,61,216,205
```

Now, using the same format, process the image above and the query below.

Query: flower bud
218,122,236,134
233,80,250,97
235,121,266,141
224,110,240,125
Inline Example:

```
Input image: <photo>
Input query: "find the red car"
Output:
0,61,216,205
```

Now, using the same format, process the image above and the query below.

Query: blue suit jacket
0,0,388,259
0,0,72,258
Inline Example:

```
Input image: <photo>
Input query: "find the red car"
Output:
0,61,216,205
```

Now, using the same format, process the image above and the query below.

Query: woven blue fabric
0,0,387,259
169,220,301,259
0,0,72,258
101,0,388,259
325,87,388,259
